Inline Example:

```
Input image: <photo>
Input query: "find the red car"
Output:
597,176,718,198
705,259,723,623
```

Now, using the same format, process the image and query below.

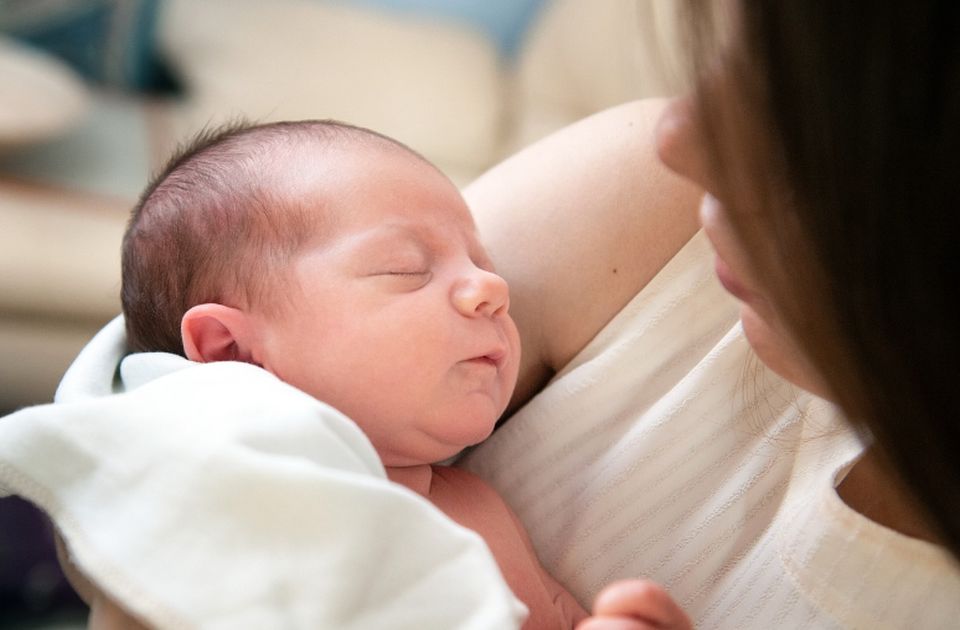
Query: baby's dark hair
122,119,420,356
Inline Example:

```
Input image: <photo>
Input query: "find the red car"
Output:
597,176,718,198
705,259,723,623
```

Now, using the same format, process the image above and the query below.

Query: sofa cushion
0,36,89,149
0,180,124,322
508,0,685,151
346,0,548,57
0,180,127,409
158,0,504,184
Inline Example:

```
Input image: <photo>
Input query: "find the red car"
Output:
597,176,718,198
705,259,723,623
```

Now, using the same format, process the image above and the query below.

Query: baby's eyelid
376,255,431,277
385,270,430,277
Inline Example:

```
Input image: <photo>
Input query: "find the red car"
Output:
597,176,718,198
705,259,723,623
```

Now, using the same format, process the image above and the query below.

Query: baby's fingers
590,579,692,629
575,615,657,630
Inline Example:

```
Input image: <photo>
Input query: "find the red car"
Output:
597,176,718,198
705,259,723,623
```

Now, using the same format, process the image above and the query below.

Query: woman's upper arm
465,99,702,411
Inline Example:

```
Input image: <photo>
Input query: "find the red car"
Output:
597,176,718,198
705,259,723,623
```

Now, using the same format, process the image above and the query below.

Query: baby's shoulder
428,465,511,513
430,465,497,493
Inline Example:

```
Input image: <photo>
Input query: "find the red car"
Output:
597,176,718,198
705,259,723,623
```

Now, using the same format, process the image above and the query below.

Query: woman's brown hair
680,2,960,555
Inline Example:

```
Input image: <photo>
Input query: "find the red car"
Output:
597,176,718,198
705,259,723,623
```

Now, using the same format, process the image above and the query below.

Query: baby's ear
181,304,258,364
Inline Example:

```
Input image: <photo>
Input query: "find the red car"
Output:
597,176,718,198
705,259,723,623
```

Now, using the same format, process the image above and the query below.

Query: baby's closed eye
370,269,433,291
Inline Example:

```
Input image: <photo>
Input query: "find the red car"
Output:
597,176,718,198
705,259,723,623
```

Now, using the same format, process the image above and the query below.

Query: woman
463,2,960,628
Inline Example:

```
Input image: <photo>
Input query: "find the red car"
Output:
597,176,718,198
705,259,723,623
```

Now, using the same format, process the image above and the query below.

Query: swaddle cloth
0,317,526,629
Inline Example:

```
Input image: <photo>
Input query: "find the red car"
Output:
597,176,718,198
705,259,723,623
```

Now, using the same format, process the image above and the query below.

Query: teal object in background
340,0,549,57
0,0,176,93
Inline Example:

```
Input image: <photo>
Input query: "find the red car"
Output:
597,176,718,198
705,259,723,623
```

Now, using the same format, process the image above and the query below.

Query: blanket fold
0,316,525,629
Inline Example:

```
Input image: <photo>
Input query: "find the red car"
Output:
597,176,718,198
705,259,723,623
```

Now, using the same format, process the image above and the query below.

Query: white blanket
0,318,526,629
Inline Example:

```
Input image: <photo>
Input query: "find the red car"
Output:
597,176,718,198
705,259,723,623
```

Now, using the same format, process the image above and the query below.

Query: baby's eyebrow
371,224,421,245
348,219,478,262
345,224,430,258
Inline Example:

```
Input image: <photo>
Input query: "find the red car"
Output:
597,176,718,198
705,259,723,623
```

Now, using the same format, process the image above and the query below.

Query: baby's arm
502,503,589,629
430,466,588,628
576,580,692,630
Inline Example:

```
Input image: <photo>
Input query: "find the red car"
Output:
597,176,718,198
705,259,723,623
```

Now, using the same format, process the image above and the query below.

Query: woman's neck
385,464,434,497
837,449,939,544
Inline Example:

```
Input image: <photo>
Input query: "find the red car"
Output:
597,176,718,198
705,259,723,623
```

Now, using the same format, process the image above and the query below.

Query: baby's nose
452,268,510,318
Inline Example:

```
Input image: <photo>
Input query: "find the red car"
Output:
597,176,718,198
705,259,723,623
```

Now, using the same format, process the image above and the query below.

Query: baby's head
123,120,520,465
123,120,402,355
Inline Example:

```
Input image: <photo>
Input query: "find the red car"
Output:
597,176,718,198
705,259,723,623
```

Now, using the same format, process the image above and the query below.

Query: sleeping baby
98,119,694,629
117,119,586,629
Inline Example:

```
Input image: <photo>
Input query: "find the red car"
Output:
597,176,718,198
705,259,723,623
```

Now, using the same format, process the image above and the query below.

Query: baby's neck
385,464,435,497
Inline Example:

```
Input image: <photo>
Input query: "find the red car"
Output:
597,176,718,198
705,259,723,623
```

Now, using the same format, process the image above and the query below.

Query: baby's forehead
276,137,455,203
274,137,427,194
281,132,416,167
264,132,475,239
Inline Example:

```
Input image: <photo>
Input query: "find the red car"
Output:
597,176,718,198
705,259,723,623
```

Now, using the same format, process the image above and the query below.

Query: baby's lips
463,347,507,370
483,347,508,369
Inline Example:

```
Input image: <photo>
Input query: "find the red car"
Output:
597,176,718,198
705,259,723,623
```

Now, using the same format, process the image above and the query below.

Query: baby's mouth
464,348,506,370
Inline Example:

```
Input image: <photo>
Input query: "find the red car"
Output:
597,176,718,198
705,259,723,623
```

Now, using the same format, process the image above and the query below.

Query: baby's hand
574,579,692,630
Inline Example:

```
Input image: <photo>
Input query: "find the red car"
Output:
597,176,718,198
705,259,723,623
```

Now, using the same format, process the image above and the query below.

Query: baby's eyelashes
370,270,433,291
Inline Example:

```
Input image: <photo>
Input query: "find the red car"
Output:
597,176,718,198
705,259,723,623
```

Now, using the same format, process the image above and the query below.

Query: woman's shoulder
466,99,703,411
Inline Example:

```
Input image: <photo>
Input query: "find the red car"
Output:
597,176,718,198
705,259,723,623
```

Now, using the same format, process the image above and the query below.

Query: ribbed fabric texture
461,231,960,628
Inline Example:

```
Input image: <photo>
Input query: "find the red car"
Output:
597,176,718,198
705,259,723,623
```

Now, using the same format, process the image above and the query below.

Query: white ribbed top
461,231,960,628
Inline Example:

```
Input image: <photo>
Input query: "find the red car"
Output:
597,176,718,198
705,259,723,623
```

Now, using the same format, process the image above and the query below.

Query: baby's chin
381,416,497,467
434,420,498,462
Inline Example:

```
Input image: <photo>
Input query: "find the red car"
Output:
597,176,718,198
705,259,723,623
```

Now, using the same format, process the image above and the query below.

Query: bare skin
465,99,702,414
577,580,693,630
388,465,588,629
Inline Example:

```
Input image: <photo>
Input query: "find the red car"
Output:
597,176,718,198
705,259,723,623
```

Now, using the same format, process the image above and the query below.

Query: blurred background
0,0,681,625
